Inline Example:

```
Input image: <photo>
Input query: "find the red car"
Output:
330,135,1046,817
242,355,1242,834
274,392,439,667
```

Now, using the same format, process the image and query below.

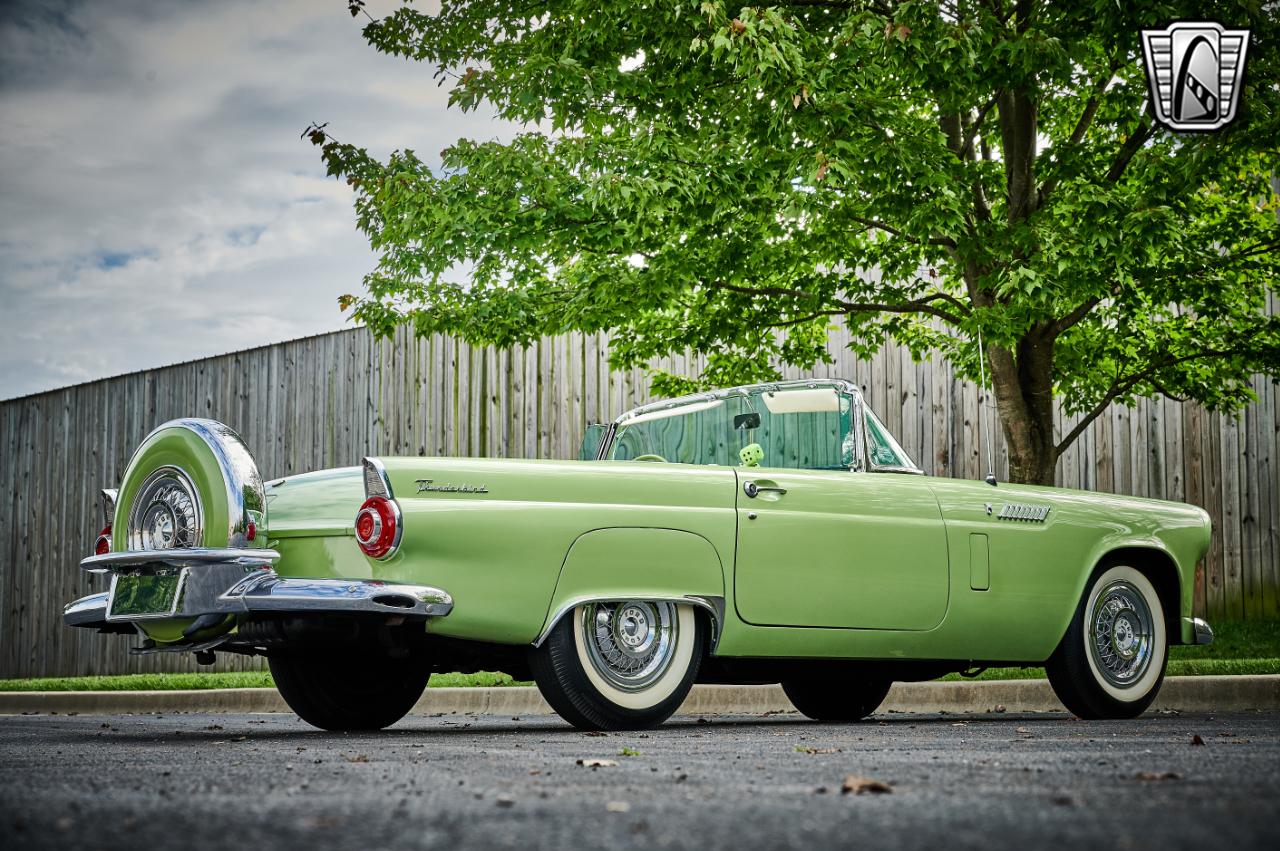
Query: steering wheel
631,454,668,463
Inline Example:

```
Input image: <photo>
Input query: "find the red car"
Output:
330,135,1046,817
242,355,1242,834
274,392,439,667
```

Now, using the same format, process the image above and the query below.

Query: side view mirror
579,423,609,461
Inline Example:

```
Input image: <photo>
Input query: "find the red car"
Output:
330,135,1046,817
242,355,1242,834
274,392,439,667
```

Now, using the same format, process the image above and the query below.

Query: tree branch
1054,346,1234,455
847,214,957,247
780,0,895,13
1039,58,1119,200
1104,117,1153,184
767,310,847,328
960,95,1000,160
697,280,968,325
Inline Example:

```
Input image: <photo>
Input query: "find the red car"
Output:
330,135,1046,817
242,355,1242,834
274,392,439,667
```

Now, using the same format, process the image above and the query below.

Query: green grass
939,657,1280,682
1168,617,1280,661
2,618,1274,692
0,670,530,693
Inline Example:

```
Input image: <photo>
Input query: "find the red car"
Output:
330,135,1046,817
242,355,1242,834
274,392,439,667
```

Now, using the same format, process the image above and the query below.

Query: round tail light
355,496,399,559
94,526,112,556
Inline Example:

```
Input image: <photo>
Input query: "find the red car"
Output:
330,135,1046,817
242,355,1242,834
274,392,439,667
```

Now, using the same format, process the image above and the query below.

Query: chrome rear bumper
67,547,453,628
80,547,280,573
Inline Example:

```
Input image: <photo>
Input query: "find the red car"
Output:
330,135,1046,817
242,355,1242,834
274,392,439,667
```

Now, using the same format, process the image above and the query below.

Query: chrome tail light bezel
357,458,402,560
92,488,118,557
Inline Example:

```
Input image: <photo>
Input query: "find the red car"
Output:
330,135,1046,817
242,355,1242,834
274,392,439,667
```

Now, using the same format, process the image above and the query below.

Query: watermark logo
1140,22,1250,132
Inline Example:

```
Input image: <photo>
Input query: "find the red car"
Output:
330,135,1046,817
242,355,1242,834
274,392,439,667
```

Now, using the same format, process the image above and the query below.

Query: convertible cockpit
598,379,921,474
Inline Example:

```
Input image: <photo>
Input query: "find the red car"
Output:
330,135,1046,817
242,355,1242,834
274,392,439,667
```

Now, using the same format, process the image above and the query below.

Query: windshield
608,387,856,471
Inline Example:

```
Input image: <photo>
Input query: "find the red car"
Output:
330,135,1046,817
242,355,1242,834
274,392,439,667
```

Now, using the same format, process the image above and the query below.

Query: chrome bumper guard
1191,616,1214,646
67,547,453,627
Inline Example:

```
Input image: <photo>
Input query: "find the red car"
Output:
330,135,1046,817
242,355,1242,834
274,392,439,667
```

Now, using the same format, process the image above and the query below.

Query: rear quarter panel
375,459,737,644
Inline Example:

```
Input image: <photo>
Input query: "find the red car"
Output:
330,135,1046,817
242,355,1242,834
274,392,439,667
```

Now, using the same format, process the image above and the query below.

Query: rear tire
270,651,430,731
1045,564,1168,720
530,601,705,731
782,676,892,722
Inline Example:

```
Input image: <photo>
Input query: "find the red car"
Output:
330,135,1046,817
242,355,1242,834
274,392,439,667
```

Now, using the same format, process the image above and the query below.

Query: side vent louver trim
997,504,1050,523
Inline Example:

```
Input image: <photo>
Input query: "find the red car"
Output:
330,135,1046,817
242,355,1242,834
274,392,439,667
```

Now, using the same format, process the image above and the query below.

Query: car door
732,469,950,631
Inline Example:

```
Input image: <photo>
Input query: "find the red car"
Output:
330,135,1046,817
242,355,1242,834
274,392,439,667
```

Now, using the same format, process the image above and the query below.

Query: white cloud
0,0,516,399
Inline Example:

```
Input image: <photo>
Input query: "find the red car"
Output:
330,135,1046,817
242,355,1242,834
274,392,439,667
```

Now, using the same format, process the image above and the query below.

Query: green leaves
317,0,1280,473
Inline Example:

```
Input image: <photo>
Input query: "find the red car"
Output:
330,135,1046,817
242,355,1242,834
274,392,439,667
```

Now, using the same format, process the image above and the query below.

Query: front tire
530,601,705,731
1045,564,1168,719
782,676,892,722
270,651,430,731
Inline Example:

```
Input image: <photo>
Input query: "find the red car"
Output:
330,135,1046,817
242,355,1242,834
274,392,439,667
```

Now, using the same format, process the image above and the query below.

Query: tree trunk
986,330,1058,486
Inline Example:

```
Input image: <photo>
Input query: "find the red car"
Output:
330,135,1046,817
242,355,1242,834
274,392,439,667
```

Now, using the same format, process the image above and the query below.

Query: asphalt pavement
1,710,1277,851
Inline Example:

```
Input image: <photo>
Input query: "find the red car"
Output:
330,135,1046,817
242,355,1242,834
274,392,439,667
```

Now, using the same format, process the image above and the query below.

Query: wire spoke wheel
580,601,679,692
127,467,203,551
1087,580,1155,688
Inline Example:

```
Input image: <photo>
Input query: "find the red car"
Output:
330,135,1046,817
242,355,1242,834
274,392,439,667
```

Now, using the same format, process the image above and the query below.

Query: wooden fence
1,319,1276,678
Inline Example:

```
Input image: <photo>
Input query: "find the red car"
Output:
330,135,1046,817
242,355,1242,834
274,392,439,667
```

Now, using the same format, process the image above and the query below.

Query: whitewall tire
530,601,706,730
1046,564,1169,719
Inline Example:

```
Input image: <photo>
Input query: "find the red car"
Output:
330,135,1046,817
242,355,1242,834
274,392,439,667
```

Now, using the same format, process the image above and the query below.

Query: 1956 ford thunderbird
65,378,1214,730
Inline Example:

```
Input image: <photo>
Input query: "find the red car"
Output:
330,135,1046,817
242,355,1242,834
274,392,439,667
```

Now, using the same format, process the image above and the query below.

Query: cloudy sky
0,0,510,400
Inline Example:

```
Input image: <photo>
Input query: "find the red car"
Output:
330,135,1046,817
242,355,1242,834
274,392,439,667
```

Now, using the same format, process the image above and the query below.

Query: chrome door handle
743,481,787,499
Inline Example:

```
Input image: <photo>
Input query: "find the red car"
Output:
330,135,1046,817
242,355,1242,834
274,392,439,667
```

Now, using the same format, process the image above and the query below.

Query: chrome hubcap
128,468,203,551
1088,580,1154,688
581,601,678,691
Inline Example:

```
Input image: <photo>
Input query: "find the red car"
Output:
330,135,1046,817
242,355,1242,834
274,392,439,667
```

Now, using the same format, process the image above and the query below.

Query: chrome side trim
64,592,111,626
222,574,453,618
1192,617,1214,645
533,594,725,652
81,547,280,574
137,419,267,549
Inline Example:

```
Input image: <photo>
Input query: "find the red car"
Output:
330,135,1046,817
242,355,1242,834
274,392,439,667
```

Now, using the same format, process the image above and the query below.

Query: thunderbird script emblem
416,479,488,494
1141,22,1250,132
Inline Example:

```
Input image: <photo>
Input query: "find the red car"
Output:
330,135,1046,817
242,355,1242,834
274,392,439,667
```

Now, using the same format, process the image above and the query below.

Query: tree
313,0,1280,484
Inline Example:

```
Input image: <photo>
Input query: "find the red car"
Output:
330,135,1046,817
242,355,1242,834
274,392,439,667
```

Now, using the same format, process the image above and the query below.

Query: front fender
536,527,727,648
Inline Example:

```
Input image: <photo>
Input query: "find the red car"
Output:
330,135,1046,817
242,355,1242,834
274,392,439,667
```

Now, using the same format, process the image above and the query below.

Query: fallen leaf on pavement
577,758,619,768
841,775,892,795
1135,771,1182,781
795,746,841,754
1191,734,1206,746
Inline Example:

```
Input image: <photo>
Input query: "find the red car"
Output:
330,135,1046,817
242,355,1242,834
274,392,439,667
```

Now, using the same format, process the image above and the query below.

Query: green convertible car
65,378,1214,730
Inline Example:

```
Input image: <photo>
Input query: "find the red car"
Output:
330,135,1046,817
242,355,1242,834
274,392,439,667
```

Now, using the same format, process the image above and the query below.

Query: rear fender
535,528,726,649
